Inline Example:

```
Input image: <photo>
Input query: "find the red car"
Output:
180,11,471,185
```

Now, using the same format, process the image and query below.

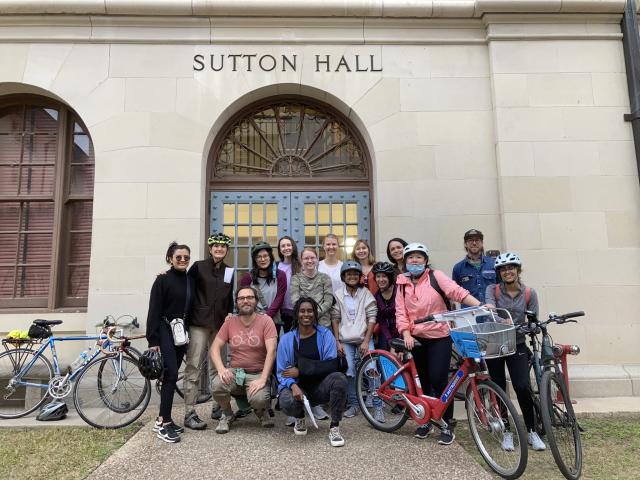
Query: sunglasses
175,255,191,261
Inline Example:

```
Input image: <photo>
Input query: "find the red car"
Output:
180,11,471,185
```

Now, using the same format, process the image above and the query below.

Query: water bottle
69,347,92,371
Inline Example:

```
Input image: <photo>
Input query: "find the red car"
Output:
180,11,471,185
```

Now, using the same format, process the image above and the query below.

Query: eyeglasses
255,255,270,261
499,265,518,272
237,296,256,302
175,255,190,261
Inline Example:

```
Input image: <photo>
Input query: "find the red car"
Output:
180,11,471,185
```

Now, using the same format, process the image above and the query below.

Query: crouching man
277,297,348,447
210,286,277,434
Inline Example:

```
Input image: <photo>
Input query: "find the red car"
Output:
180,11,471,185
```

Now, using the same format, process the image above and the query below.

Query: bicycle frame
373,348,490,428
11,333,110,391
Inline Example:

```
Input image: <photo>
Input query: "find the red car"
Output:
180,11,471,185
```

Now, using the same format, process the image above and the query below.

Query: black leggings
158,324,186,422
412,336,454,423
486,343,535,431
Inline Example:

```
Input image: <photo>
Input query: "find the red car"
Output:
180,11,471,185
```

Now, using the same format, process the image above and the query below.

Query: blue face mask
406,263,426,277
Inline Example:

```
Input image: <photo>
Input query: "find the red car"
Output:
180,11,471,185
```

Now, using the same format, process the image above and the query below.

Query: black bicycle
519,310,584,480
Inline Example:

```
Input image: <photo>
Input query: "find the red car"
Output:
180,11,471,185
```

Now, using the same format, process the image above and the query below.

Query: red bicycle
356,307,528,480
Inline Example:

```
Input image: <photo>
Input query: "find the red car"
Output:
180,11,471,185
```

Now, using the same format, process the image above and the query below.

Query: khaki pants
183,325,224,412
212,368,271,413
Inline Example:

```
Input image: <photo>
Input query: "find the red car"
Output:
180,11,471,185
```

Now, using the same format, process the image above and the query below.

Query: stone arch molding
201,83,377,185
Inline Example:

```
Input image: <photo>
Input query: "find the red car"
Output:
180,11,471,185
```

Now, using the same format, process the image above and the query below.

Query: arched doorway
207,95,372,278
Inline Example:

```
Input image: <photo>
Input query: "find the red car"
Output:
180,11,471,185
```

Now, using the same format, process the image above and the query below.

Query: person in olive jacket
183,232,235,430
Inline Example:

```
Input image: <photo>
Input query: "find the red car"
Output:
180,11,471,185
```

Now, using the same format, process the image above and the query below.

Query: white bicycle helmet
494,252,522,270
403,242,429,259
36,400,68,421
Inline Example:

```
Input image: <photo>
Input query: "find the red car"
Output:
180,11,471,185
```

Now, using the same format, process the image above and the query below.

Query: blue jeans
342,339,380,408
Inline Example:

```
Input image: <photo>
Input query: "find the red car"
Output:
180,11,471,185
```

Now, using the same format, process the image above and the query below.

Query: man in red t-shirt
210,286,277,434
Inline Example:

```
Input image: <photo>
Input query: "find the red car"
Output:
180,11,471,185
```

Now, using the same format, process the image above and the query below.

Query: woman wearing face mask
386,238,408,274
351,239,377,295
240,241,287,330
395,242,481,445
146,241,195,443
277,236,302,333
318,234,343,293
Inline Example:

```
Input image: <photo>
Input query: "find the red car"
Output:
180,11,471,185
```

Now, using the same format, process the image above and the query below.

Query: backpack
494,284,531,308
400,270,452,311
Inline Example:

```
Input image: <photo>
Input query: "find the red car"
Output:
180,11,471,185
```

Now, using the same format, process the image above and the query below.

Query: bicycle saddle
33,319,63,326
390,337,422,352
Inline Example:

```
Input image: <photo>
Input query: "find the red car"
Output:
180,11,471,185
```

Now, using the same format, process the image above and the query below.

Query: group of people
146,229,545,452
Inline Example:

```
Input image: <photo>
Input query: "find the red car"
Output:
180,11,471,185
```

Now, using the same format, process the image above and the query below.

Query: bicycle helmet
208,232,231,246
494,252,522,270
251,241,272,256
340,260,363,279
138,349,164,380
403,242,429,259
372,261,396,283
36,400,68,421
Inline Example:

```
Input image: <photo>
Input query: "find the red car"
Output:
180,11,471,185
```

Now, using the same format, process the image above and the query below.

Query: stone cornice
0,0,631,17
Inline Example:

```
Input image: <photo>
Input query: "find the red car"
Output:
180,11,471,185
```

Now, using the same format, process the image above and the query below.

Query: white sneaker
311,405,329,420
502,431,514,451
528,431,546,451
329,426,345,447
285,416,296,427
294,418,307,436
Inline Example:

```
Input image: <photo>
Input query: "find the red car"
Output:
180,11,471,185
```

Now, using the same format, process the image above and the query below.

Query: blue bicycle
0,316,150,428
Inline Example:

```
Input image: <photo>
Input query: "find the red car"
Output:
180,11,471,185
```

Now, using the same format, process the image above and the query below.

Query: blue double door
210,191,370,280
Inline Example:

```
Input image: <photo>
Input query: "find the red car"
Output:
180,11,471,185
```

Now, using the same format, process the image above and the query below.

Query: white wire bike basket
445,307,516,359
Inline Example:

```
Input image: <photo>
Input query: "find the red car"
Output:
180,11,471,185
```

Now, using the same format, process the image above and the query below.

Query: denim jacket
452,255,496,304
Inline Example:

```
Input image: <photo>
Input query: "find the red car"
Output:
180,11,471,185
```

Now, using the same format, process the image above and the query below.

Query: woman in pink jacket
396,242,481,445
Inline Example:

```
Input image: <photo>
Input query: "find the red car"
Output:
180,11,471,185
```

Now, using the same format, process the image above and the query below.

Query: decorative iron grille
212,100,368,180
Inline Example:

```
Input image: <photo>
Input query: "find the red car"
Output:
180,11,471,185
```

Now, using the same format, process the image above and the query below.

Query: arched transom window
211,98,369,183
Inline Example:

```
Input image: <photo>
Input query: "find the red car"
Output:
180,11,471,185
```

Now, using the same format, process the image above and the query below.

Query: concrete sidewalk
86,405,492,480
1,395,637,428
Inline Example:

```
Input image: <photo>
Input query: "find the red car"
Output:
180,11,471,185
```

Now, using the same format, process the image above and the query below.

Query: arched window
210,97,369,185
0,96,94,310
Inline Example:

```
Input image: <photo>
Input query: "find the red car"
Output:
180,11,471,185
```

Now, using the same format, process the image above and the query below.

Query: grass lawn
0,423,141,480
456,414,640,480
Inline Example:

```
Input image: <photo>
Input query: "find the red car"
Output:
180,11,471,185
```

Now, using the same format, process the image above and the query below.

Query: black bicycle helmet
36,401,68,421
251,241,272,256
138,349,164,380
340,260,363,280
372,261,396,283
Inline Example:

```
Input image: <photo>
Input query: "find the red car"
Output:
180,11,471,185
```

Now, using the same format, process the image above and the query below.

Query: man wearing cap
451,229,495,305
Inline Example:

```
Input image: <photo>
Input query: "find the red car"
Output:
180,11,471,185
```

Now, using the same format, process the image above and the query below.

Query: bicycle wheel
465,379,528,480
529,364,544,436
0,348,53,419
355,352,411,433
97,355,148,413
540,370,582,480
73,355,150,429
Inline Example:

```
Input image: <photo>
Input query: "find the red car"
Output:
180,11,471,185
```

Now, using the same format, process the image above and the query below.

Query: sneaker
256,409,275,428
328,426,345,447
414,424,433,439
166,421,184,434
211,405,222,420
184,411,207,430
312,405,329,420
152,417,163,432
528,431,546,451
285,416,296,427
365,395,374,408
502,431,515,452
437,428,455,445
157,424,181,443
343,406,358,418
294,418,307,436
215,414,235,434
373,407,385,423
